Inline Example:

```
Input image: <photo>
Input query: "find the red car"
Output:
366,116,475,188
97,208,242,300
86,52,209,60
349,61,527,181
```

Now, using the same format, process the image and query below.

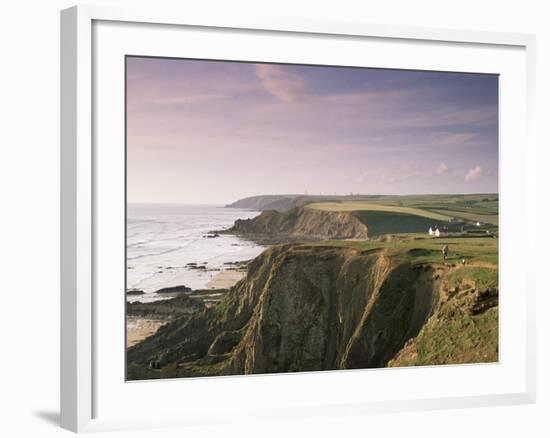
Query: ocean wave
126,205,264,293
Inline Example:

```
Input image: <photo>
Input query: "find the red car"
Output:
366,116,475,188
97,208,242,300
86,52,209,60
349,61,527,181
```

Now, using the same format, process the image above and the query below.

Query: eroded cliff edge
127,244,498,379
225,207,369,242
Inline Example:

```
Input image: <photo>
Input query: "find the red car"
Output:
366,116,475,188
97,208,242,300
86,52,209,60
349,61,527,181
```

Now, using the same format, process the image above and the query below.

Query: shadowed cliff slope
126,244,497,380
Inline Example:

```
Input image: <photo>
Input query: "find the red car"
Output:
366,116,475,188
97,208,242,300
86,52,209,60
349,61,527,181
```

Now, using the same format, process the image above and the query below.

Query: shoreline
127,204,264,295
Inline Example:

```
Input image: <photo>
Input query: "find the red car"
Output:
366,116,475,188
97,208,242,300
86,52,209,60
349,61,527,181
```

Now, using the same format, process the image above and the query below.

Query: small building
428,227,434,236
476,221,481,227
434,228,441,237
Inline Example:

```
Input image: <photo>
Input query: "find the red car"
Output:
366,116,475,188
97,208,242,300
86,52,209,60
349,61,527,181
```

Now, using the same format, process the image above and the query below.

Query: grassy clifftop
127,239,498,379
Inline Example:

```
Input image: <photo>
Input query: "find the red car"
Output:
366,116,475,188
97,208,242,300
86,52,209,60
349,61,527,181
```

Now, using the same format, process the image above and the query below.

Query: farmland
306,193,498,226
307,201,451,220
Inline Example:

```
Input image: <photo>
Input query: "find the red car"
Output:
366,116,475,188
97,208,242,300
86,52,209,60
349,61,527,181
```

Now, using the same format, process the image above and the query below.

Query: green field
352,210,452,237
431,209,498,225
307,202,451,220
306,194,498,225
307,234,498,266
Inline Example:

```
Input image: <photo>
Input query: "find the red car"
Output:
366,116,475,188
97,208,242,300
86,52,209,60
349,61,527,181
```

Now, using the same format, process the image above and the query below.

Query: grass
305,194,498,225
431,209,498,225
391,307,498,366
446,266,498,289
307,201,452,221
306,234,498,266
351,211,452,237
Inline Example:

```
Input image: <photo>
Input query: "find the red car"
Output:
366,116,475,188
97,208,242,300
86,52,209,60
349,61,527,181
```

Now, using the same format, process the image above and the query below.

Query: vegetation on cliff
127,237,498,380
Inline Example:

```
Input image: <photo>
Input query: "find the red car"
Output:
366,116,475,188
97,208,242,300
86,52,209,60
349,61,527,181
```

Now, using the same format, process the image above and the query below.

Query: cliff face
127,243,497,380
221,247,438,375
229,207,369,241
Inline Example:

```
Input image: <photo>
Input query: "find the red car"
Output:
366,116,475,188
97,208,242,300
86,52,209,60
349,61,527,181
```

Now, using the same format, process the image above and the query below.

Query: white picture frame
60,5,537,433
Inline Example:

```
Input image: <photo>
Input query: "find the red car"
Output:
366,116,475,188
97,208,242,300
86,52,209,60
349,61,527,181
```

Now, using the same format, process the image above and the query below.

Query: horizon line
127,191,499,206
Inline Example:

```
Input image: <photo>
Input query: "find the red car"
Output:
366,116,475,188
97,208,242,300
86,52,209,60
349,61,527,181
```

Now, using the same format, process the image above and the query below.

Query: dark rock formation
226,207,369,243
155,285,192,294
127,293,205,319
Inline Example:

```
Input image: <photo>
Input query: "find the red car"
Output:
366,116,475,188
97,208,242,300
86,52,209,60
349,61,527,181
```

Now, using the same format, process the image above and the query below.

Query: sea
126,204,264,302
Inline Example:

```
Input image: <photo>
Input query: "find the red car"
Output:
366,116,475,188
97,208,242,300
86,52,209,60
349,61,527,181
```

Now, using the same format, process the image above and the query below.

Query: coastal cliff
127,244,498,379
226,207,369,242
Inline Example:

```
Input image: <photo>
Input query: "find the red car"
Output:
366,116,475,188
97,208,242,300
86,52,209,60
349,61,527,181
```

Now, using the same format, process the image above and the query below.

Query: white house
476,221,481,227
434,228,441,237
428,227,434,236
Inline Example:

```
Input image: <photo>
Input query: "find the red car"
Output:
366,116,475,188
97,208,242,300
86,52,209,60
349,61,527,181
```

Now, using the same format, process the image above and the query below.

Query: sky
126,56,498,205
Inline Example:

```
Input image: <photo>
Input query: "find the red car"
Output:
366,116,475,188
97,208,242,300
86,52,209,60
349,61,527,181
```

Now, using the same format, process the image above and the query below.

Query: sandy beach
207,269,246,289
127,317,166,347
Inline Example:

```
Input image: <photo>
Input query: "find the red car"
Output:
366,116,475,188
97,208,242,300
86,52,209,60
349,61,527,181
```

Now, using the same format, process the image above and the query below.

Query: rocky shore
126,263,248,347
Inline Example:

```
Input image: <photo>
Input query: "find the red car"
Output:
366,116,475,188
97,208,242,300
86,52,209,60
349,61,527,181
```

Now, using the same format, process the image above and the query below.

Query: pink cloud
465,165,483,182
255,64,307,103
437,162,450,175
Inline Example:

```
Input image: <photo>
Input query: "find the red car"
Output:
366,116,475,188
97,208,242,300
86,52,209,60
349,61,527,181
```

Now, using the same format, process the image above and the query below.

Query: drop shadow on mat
34,411,60,427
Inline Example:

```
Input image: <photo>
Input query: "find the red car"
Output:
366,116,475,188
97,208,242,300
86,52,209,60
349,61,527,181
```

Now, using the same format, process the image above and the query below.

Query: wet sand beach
127,317,166,347
206,269,246,289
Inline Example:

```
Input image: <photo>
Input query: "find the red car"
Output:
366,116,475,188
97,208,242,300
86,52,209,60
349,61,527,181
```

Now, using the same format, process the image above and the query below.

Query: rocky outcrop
155,285,191,294
127,293,205,319
227,207,369,242
126,243,499,380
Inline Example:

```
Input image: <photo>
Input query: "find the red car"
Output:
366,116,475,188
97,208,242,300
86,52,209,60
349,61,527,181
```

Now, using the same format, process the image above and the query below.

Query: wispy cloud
255,64,307,103
325,90,412,106
438,133,478,146
465,165,483,182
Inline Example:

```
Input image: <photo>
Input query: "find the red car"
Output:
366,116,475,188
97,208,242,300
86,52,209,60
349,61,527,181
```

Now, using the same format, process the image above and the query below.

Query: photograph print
125,57,499,380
